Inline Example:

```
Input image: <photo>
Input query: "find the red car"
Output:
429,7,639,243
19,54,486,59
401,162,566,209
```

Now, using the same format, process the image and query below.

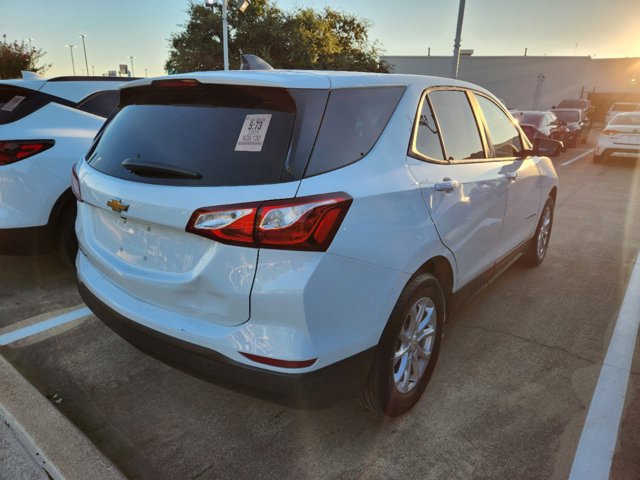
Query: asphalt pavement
1,133,639,479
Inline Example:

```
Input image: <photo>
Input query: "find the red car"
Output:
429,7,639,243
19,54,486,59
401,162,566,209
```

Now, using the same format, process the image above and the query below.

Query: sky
2,0,639,78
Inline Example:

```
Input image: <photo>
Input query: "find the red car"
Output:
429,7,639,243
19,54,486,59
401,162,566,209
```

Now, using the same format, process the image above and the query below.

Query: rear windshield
87,83,405,186
610,114,640,126
0,86,36,125
516,113,543,127
553,110,580,122
611,103,638,112
558,99,587,109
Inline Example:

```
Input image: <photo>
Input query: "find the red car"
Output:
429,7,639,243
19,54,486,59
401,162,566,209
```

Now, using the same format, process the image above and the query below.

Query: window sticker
1,95,26,112
235,114,272,152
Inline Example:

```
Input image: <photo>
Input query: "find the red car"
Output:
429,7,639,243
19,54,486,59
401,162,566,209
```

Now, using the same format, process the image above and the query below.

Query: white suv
0,72,133,264
75,71,559,415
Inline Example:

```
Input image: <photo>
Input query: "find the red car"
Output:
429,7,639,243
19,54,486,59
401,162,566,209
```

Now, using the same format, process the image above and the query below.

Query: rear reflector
240,352,317,369
0,140,54,166
186,193,352,251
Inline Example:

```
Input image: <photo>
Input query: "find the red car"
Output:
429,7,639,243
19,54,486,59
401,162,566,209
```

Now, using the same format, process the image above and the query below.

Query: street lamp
65,44,77,76
27,38,34,52
204,0,250,71
451,0,466,79
128,56,135,77
79,34,90,76
91,65,95,76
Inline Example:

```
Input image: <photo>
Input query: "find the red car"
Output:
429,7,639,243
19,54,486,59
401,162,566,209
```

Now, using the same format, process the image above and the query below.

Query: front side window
476,95,523,158
428,90,484,161
413,96,444,160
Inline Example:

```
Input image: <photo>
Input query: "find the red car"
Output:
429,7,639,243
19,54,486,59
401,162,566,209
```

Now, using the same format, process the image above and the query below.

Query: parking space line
0,307,92,346
560,148,595,167
568,253,640,480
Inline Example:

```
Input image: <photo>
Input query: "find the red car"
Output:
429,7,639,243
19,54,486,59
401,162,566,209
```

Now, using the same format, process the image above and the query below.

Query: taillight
186,193,352,251
0,140,54,166
71,163,82,201
602,129,621,136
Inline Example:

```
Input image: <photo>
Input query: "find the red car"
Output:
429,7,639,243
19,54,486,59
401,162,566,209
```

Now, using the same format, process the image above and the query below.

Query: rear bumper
598,147,640,159
0,225,54,254
78,281,376,408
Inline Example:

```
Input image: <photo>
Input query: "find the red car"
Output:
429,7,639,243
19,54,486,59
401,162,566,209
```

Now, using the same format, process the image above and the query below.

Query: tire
56,203,78,269
521,197,554,267
358,273,445,416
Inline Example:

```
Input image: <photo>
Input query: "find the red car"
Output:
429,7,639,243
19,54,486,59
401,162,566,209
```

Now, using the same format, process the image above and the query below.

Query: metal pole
451,0,466,79
80,35,89,75
129,56,135,77
66,45,76,76
91,65,95,76
28,38,33,51
222,0,229,70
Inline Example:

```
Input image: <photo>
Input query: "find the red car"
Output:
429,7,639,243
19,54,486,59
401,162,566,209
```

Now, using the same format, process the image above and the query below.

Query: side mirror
534,137,562,157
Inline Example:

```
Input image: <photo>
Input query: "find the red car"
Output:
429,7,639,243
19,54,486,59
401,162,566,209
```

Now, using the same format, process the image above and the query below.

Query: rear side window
428,90,485,161
413,96,445,160
304,86,405,177
77,91,120,117
88,84,322,187
0,86,36,125
476,95,523,158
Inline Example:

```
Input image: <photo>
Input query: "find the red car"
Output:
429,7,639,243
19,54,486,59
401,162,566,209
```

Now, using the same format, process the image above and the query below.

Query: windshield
515,113,543,127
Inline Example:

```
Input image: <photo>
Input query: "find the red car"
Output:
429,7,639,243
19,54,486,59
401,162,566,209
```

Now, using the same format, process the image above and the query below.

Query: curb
0,354,125,480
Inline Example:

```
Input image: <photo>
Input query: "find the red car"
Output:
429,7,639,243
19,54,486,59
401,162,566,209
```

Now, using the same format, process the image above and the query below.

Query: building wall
383,55,640,112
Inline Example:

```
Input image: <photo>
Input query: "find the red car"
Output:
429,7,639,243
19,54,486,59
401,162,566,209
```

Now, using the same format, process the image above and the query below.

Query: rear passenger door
406,88,509,289
473,93,543,259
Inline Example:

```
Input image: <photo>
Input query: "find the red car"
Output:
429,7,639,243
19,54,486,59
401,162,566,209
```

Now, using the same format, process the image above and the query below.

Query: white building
382,55,640,119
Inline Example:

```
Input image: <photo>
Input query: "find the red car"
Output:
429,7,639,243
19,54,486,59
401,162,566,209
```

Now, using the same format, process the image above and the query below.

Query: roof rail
240,54,274,71
47,76,141,82
21,71,46,80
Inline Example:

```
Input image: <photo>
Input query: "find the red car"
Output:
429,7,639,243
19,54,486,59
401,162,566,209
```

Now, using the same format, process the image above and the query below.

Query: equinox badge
107,198,129,214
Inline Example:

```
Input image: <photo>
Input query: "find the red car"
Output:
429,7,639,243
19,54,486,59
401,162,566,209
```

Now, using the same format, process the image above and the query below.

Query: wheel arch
47,187,75,232
413,255,455,322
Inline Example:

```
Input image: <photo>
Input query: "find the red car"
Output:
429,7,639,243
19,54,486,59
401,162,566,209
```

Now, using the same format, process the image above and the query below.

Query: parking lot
1,133,639,479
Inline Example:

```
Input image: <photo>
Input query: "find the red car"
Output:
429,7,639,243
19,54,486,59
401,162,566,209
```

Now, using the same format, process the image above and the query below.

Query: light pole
91,65,95,76
205,0,229,70
27,38,34,52
144,68,148,77
79,34,89,76
451,0,466,79
65,44,77,76
129,56,135,76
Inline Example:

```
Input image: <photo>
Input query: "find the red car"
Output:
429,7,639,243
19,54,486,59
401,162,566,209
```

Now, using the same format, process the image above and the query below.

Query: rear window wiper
121,158,202,179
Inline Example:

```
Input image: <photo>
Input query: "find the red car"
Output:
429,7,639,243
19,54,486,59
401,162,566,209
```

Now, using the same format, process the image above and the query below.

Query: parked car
604,102,640,126
511,110,565,149
557,98,594,119
594,112,640,163
75,69,560,416
551,108,589,147
0,71,134,265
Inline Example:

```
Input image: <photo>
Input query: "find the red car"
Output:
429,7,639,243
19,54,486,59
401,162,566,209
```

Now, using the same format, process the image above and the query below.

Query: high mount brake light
151,79,200,88
186,193,353,251
71,163,82,201
0,140,54,166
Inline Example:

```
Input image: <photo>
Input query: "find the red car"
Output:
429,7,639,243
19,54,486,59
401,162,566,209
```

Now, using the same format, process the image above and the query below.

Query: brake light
151,79,200,88
186,193,352,251
602,129,621,136
71,163,82,201
0,140,54,166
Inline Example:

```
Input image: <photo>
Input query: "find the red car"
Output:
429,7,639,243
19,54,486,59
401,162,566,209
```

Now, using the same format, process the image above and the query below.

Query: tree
0,40,50,79
165,1,389,74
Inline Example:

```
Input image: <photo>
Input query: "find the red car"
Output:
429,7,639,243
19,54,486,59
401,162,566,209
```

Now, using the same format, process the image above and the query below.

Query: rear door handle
434,178,460,192
505,171,518,181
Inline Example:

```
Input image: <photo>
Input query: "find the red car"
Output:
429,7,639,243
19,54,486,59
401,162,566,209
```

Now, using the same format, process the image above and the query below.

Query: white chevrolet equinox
74,70,560,416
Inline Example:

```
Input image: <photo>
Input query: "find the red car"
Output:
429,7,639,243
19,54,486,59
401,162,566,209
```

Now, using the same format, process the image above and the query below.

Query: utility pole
80,34,89,75
128,56,135,76
451,0,466,79
65,44,77,75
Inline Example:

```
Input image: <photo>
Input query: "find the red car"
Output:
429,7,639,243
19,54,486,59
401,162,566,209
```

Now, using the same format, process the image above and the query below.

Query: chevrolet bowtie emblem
107,198,129,214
